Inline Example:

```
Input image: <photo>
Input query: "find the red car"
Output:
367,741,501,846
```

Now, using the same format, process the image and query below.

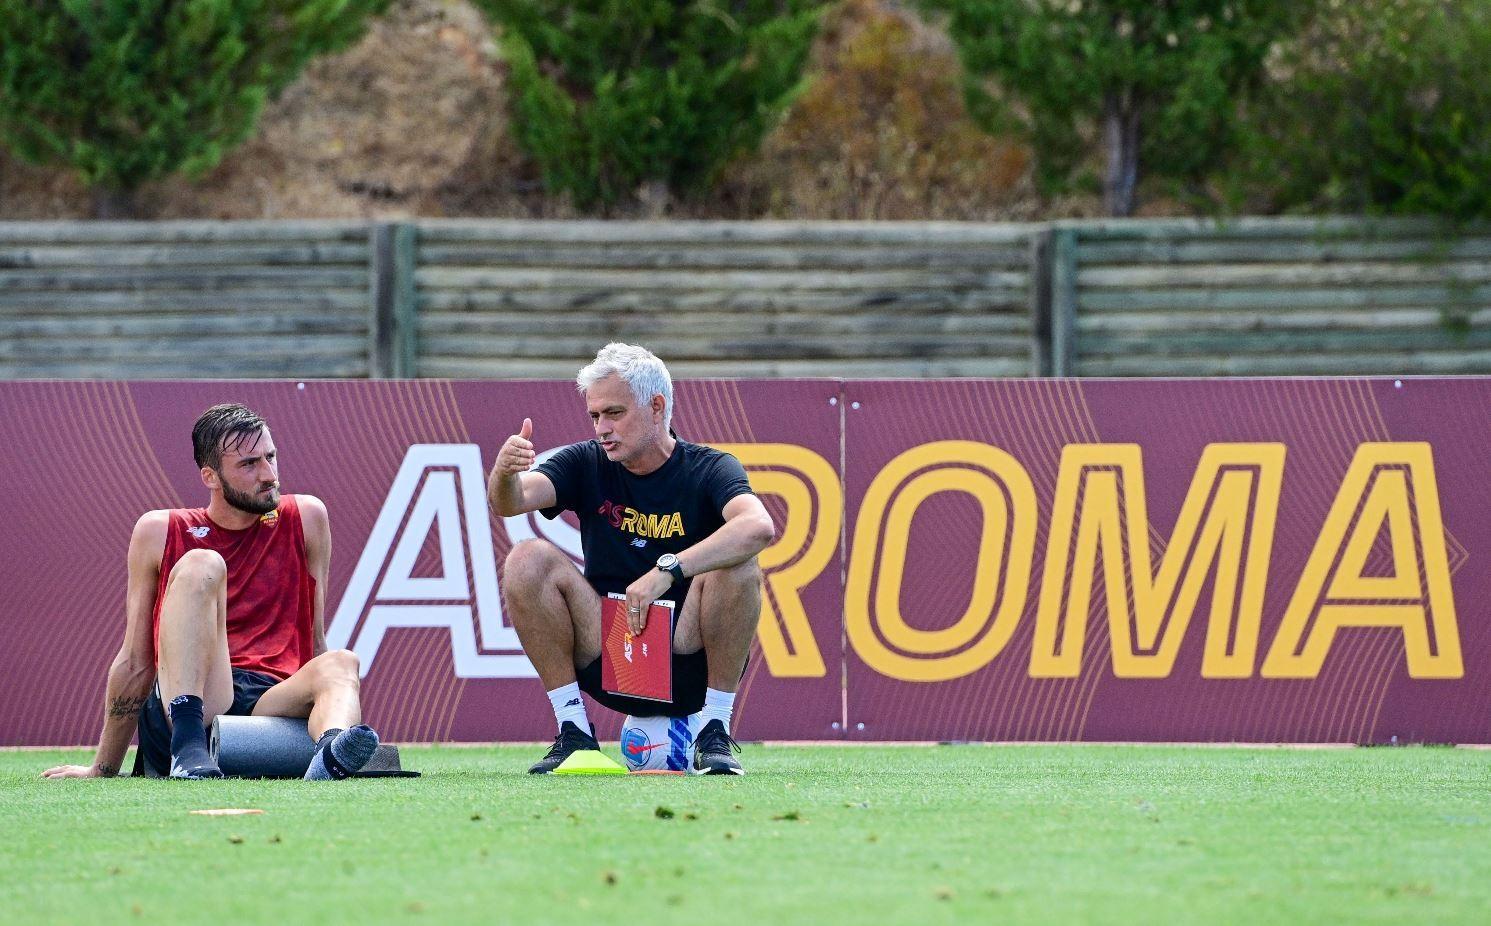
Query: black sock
168,695,215,772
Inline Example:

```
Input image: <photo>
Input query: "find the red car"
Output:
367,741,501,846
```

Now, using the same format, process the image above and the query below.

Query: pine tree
924,0,1308,216
476,0,825,211
0,0,390,217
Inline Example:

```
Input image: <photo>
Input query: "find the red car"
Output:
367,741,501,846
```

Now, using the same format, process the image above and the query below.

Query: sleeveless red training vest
152,494,316,680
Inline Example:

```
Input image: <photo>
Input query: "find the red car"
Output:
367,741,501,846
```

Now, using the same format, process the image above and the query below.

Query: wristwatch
656,553,685,585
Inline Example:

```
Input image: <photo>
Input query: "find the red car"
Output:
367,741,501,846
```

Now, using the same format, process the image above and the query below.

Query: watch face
657,553,678,569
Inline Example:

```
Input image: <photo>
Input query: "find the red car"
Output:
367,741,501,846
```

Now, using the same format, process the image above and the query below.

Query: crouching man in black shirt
488,343,775,775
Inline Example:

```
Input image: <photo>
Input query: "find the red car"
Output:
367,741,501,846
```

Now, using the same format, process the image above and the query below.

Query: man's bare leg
674,559,762,690
502,539,603,687
252,649,362,740
675,559,762,775
502,539,603,771
684,560,762,693
155,549,233,777
253,650,378,780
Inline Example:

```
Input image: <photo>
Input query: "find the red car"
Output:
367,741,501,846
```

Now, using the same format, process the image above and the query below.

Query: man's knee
315,649,360,687
691,559,762,628
503,539,566,592
713,558,763,593
165,548,226,592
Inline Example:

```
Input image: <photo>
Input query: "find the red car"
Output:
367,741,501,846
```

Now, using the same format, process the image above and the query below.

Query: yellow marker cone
553,749,627,776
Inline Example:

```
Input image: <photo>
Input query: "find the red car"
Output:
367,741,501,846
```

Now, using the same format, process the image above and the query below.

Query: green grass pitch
5,744,1489,923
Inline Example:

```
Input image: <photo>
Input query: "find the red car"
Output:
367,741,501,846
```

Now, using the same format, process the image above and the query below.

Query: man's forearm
487,468,526,517
677,514,774,577
90,664,155,776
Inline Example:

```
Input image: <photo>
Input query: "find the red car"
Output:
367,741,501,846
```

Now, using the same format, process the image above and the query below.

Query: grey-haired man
488,343,774,774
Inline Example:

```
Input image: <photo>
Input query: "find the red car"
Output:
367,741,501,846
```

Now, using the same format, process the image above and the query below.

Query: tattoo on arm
107,696,146,718
95,763,119,777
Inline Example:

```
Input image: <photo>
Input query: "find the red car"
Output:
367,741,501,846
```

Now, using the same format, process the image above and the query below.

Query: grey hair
576,342,674,429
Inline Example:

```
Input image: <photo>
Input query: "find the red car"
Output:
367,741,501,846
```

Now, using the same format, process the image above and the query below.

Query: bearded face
220,476,280,515
208,427,281,516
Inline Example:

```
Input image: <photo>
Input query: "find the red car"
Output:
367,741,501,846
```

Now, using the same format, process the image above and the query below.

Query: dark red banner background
1,379,1485,745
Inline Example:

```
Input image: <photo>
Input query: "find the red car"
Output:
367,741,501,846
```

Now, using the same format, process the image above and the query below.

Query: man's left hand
41,764,102,779
624,567,675,635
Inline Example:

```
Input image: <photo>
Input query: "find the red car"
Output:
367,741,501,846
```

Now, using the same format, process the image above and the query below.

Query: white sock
547,682,590,733
700,688,735,734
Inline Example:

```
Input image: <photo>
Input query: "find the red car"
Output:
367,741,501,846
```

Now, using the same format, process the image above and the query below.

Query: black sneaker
691,719,744,776
529,721,600,774
168,755,223,780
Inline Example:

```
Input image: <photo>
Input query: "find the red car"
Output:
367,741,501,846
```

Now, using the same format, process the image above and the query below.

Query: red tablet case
600,593,675,702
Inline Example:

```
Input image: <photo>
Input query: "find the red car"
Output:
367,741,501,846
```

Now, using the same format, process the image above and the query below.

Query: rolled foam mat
210,715,316,778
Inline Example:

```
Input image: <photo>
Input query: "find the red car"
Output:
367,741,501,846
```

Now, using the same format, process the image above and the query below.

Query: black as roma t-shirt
535,438,754,607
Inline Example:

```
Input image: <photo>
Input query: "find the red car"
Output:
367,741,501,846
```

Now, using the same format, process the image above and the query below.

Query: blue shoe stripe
667,717,691,771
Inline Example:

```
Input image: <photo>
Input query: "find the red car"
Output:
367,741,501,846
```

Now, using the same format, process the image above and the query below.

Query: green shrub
1235,0,1491,221
0,0,389,216
477,0,826,212
923,0,1308,216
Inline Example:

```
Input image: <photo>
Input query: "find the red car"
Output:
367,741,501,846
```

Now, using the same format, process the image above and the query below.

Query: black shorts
577,649,711,718
132,667,282,778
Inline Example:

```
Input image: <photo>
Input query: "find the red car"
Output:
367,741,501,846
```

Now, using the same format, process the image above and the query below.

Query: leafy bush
477,0,825,211
923,0,1307,216
0,0,389,216
1234,0,1491,221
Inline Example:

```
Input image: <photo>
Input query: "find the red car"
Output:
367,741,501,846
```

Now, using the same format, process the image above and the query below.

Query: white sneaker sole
169,768,224,780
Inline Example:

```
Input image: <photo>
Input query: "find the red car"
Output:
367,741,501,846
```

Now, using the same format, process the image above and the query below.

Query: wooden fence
1056,218,1491,376
411,221,1036,378
2,218,1487,379
0,222,371,378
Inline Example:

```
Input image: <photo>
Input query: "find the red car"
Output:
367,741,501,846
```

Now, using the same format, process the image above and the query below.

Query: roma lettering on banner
1262,443,1462,679
1031,443,1285,679
714,443,839,679
326,444,535,679
323,440,1461,686
845,441,1038,683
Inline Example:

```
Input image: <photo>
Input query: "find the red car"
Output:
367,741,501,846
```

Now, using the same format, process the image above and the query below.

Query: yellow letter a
1262,443,1462,679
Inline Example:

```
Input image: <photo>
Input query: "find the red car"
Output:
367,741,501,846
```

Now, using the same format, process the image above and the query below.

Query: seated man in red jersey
43,404,378,780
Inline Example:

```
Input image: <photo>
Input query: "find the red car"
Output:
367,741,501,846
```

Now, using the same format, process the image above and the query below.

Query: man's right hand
497,418,537,475
41,764,104,779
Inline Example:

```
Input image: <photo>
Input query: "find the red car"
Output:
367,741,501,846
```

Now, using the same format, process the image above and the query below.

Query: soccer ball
619,713,700,772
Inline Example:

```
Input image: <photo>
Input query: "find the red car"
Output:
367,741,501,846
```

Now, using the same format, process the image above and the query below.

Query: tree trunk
90,185,139,219
1102,91,1141,217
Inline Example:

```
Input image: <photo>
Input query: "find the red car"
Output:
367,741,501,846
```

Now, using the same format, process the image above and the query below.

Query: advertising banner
0,379,1485,744
841,378,1487,743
